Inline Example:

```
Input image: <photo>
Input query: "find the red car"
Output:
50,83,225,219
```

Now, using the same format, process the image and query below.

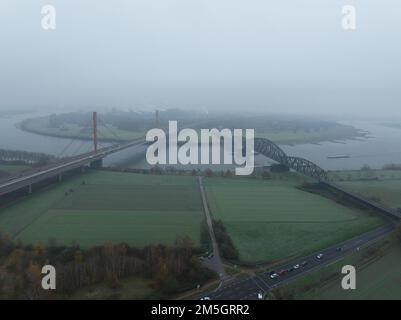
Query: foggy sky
0,1,400,118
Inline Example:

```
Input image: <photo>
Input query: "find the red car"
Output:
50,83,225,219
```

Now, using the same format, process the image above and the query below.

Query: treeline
213,220,239,261
0,149,56,166
383,163,401,170
0,234,215,300
45,109,201,133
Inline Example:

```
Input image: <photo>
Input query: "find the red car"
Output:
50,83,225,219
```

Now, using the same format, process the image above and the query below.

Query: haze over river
1,112,400,171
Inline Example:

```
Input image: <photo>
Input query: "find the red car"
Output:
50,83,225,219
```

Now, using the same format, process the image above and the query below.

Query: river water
281,121,401,171
1,113,400,171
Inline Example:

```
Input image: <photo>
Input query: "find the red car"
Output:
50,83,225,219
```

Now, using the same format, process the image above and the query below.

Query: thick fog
0,1,400,118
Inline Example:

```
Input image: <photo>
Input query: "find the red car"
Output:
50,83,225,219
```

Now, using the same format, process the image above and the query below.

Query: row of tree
213,220,239,261
0,149,55,166
0,234,215,300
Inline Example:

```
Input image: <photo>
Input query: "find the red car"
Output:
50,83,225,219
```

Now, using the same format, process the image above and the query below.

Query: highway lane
199,223,396,300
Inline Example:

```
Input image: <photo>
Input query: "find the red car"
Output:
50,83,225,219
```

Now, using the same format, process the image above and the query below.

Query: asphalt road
198,223,396,300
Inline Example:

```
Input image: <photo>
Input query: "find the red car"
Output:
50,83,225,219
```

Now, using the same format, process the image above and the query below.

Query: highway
198,223,396,300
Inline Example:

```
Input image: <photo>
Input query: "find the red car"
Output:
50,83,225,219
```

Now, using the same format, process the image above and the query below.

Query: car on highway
336,247,342,252
293,264,300,270
301,261,308,267
269,272,278,279
316,253,324,259
278,270,287,276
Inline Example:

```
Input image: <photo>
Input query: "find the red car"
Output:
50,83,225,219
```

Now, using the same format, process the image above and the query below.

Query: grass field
329,169,401,181
338,180,401,209
278,236,401,300
204,177,385,264
329,170,401,209
0,171,203,248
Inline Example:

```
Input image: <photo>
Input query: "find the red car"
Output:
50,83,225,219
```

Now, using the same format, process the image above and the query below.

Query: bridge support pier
58,174,62,182
28,184,32,194
90,159,103,168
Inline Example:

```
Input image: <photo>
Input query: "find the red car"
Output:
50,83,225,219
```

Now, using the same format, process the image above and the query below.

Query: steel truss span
252,138,328,181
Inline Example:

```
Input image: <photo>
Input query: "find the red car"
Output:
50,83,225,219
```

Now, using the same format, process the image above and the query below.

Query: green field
329,169,401,181
279,236,401,300
338,180,401,209
329,170,401,209
0,171,203,248
204,177,385,264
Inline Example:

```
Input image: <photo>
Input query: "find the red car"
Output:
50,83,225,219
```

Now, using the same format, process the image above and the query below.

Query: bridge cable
56,117,93,158
71,139,89,156
97,116,124,142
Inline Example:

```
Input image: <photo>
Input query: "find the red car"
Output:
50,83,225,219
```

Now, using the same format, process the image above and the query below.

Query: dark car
301,261,308,267
278,270,288,276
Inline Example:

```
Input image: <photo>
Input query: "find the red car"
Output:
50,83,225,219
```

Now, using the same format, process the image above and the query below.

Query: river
1,112,400,171
281,121,401,171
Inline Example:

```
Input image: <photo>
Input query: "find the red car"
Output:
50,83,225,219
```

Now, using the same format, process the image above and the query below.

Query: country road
198,176,226,279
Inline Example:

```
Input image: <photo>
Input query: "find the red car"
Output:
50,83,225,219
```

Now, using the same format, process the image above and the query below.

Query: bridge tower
93,111,98,153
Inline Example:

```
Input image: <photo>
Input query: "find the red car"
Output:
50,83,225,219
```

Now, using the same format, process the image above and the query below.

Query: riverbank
20,114,366,146
19,117,144,142
256,124,367,146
